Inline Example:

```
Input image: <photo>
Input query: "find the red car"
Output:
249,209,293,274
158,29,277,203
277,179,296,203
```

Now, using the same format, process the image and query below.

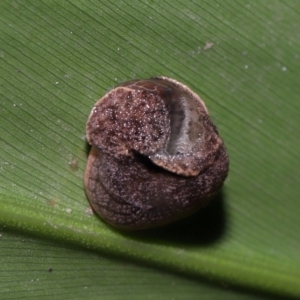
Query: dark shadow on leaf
85,141,92,158
118,189,227,246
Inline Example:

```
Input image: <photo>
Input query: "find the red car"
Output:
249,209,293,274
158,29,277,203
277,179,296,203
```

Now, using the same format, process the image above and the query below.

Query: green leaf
1,0,300,298
2,229,273,300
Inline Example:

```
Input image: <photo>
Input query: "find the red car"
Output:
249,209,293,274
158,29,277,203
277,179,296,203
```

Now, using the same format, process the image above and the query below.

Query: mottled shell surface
84,77,229,230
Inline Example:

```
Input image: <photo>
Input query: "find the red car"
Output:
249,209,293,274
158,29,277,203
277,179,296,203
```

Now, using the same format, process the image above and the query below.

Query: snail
84,76,229,230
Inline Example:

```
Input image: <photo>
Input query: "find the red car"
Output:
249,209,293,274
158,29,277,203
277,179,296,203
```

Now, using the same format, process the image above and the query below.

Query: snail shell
84,76,229,230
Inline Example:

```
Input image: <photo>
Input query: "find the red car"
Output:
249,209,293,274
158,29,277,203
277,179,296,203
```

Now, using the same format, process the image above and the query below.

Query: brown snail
84,76,229,230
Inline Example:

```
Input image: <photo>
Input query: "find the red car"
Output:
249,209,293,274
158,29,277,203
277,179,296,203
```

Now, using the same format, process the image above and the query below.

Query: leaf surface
1,1,300,298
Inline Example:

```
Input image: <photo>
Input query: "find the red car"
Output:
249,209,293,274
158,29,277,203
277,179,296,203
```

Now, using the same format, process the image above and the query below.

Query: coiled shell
84,76,229,230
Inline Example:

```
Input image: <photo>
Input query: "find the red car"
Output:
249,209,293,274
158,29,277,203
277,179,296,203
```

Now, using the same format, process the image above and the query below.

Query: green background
1,1,300,299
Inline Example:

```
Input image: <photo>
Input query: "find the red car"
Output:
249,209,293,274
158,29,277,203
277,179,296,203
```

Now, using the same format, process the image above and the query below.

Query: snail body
85,77,229,230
